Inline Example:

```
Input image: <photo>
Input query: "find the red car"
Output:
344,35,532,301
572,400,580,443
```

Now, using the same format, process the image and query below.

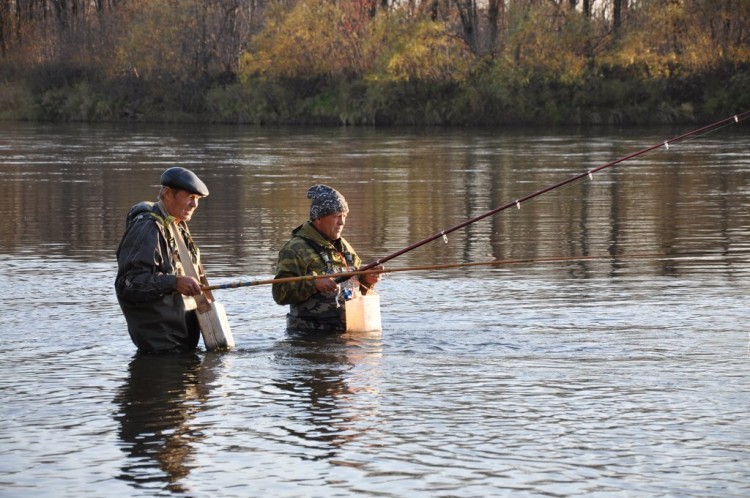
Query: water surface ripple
1,123,749,497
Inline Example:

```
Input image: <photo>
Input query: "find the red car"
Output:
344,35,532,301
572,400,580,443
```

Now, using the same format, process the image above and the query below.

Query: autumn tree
1,0,748,123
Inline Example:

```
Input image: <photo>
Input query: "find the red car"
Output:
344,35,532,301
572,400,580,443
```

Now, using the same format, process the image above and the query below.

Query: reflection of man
114,353,214,492
115,167,209,353
282,334,353,399
272,185,382,333
273,333,377,461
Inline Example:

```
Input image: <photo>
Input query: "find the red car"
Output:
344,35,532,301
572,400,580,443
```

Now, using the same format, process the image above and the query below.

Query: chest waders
285,236,356,333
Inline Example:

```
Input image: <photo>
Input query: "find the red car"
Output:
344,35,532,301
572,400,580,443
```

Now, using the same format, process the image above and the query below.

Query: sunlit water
1,122,749,497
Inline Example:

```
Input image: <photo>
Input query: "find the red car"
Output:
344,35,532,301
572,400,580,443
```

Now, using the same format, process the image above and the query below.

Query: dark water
1,122,749,497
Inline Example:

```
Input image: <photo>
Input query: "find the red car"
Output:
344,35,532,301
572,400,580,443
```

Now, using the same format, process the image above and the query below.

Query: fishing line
355,111,750,272
234,113,747,291
203,251,727,291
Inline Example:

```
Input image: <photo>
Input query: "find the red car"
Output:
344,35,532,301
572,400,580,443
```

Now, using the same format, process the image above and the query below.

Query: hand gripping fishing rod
354,111,750,272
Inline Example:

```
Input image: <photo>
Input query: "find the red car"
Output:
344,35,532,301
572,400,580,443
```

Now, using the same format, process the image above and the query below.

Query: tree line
1,0,748,125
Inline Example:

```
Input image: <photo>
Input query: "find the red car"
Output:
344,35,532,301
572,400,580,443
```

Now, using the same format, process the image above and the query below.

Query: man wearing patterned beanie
272,185,382,333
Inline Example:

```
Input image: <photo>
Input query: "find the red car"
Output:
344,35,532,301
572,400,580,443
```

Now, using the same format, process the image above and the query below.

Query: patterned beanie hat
307,184,349,220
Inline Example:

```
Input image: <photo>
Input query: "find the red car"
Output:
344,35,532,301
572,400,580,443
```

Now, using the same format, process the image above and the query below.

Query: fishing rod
203,252,669,291
356,111,750,272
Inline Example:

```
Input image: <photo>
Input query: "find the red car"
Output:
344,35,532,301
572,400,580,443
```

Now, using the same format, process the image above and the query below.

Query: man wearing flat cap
115,167,210,353
272,185,382,333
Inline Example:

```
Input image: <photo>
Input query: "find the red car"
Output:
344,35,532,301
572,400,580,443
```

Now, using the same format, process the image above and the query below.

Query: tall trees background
1,0,748,124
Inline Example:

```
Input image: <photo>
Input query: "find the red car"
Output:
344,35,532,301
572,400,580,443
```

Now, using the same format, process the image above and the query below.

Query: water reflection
271,330,383,463
2,122,749,280
113,352,220,494
3,123,750,497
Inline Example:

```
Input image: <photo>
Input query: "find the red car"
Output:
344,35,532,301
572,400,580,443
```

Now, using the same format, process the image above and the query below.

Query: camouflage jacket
272,221,362,333
115,201,201,353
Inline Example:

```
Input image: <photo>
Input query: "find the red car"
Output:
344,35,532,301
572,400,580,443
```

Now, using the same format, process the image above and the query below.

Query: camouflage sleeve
116,219,177,303
271,239,319,305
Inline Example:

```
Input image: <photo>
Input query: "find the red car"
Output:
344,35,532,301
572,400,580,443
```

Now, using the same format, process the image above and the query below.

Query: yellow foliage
364,16,474,83
606,0,750,77
240,2,474,83
503,3,589,85
112,0,201,80
241,0,364,81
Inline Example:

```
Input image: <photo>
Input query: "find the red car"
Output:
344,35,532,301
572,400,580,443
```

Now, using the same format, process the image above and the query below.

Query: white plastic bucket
345,294,382,332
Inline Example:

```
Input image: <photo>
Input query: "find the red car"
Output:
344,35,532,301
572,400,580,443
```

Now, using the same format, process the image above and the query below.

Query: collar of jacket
293,220,338,249
155,201,177,227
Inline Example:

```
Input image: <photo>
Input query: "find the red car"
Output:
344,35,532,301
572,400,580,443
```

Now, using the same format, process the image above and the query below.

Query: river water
1,121,749,497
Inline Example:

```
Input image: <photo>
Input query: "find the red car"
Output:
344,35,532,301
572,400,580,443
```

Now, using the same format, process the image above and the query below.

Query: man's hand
362,265,384,287
176,275,203,296
314,277,339,294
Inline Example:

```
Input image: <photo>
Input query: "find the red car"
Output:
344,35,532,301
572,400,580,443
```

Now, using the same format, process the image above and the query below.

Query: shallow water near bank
1,122,749,497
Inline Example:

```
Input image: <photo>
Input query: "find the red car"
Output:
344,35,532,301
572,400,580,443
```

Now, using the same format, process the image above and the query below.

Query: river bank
2,64,748,126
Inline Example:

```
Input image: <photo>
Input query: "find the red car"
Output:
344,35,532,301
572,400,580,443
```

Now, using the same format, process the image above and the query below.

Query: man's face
314,212,346,241
163,188,201,222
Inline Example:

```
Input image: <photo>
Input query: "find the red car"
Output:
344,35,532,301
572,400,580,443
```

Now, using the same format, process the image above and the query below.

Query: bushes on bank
2,0,749,125
7,63,746,126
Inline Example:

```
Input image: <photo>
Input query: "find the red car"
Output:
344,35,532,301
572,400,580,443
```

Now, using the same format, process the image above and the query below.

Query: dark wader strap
300,237,338,274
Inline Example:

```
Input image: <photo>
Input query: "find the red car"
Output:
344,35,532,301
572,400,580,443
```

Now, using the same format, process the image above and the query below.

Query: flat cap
160,167,209,196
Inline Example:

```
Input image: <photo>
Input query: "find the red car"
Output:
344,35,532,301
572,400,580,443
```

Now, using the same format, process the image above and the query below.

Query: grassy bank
2,64,748,126
2,1,749,126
